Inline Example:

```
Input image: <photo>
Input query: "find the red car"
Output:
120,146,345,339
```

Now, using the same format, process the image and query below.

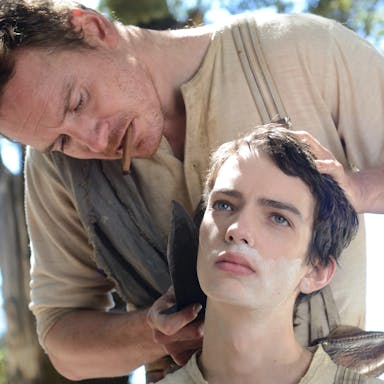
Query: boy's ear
69,8,119,48
299,258,336,294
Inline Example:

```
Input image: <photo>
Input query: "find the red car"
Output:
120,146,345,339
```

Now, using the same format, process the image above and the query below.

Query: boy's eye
212,200,233,211
271,214,290,226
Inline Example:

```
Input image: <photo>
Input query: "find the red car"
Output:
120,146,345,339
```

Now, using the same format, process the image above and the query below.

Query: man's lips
215,252,256,275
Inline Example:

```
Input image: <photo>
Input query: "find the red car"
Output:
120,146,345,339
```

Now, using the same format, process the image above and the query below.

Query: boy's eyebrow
210,188,242,199
258,198,302,218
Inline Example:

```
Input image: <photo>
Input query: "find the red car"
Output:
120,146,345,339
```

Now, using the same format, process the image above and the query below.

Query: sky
82,0,99,8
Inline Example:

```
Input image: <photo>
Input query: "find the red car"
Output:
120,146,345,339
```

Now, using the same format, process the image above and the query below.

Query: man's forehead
3,50,51,103
0,50,64,146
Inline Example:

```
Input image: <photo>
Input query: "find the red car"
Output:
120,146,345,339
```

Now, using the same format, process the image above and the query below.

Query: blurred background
0,0,383,383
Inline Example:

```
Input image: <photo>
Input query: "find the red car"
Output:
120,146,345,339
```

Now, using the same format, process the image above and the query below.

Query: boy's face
197,150,317,311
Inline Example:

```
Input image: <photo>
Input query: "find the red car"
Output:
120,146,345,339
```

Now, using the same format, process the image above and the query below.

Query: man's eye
212,200,233,211
73,94,84,113
271,214,290,226
59,135,70,152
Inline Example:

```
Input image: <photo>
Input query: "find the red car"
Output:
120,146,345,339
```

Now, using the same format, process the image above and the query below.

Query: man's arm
347,168,384,213
45,309,163,380
45,304,203,380
319,165,384,214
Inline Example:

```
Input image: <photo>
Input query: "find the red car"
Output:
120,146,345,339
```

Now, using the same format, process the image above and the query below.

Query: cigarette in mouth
122,127,133,174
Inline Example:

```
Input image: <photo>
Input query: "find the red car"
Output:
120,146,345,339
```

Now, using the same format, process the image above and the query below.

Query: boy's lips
215,252,256,275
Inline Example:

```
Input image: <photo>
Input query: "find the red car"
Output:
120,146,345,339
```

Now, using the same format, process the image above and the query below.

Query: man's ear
299,258,336,294
69,8,119,48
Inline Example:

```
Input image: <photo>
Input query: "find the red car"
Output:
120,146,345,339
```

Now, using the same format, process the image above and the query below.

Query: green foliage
166,0,295,20
220,0,295,13
0,346,6,384
306,0,384,45
100,0,170,24
100,0,384,44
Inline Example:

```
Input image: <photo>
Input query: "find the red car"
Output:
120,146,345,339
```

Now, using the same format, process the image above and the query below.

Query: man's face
0,46,164,159
197,150,316,311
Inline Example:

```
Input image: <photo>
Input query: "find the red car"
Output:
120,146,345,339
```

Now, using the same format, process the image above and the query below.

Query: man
0,0,383,381
154,124,382,384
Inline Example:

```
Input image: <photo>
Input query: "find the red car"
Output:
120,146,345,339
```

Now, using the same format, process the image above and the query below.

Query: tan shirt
26,12,384,347
155,346,383,384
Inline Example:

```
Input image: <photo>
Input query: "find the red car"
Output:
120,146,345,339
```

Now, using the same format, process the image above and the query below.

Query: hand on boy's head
147,287,204,365
292,130,360,212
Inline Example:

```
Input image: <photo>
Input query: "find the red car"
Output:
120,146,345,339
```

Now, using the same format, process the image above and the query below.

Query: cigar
122,127,133,174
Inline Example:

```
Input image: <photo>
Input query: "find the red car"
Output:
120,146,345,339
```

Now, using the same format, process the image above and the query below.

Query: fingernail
193,303,202,316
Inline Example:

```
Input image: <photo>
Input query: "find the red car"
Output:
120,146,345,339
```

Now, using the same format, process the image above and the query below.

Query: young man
0,0,383,380
155,124,381,384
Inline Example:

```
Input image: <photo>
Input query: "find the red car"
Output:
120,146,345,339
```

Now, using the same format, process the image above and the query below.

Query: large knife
162,201,206,316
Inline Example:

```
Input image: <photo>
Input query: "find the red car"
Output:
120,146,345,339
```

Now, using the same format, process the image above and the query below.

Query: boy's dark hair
0,1,92,99
203,123,359,267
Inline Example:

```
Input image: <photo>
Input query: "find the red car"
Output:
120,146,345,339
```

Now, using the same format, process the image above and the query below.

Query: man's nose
67,119,110,153
224,214,255,247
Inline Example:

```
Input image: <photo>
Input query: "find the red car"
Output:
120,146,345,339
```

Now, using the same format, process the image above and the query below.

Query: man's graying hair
203,123,359,267
0,0,91,98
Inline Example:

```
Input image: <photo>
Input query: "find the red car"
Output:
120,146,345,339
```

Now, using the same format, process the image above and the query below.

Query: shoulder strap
334,364,364,384
232,15,345,344
231,16,288,123
309,285,341,341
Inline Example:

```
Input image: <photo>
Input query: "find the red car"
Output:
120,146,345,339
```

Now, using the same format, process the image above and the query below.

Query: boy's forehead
213,152,316,218
214,151,266,186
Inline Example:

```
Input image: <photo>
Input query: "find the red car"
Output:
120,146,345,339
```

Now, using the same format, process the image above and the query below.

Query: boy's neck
199,302,313,384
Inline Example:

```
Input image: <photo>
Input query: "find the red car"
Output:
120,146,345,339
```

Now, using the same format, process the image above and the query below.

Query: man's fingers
167,342,203,366
148,303,202,336
292,130,335,161
153,287,177,310
146,286,203,335
171,350,196,366
146,287,176,329
146,287,204,365
153,319,204,343
315,159,343,174
160,336,204,366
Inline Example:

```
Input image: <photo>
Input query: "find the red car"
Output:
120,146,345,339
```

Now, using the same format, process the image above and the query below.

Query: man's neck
121,24,213,160
199,302,313,384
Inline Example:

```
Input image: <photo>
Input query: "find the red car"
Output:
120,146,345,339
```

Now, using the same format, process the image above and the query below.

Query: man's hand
292,130,363,212
147,287,204,366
